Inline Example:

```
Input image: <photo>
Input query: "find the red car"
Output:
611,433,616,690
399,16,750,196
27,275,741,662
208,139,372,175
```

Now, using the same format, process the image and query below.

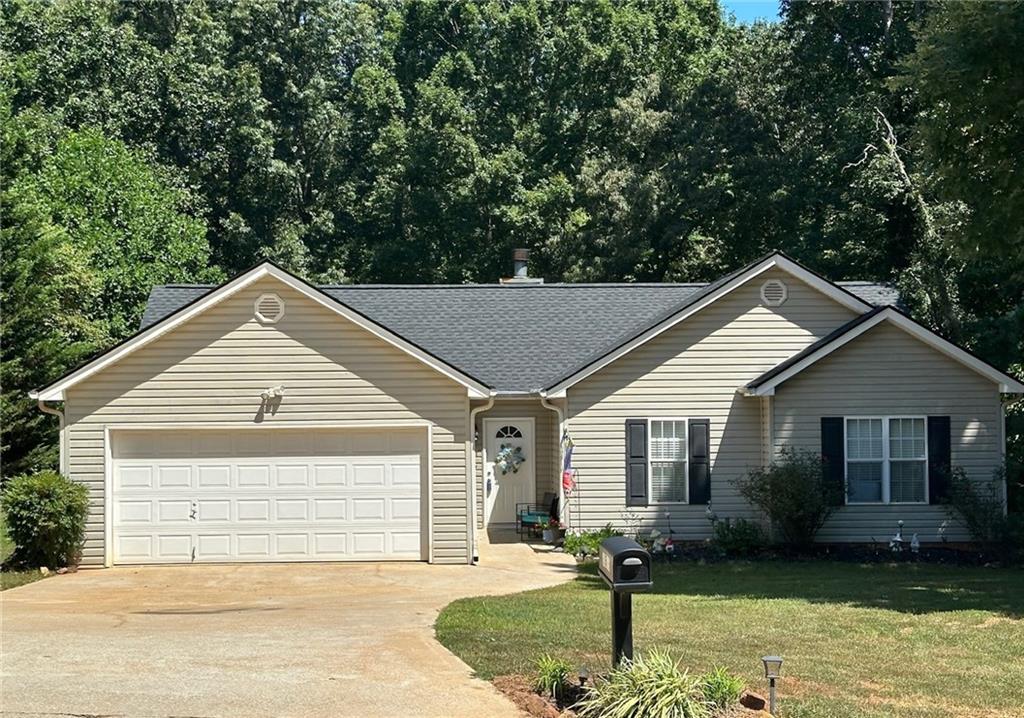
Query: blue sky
721,0,781,24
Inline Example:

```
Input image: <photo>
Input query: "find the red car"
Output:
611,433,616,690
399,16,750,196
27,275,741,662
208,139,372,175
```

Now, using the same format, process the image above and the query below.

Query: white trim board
31,262,491,401
744,308,1024,396
544,254,872,397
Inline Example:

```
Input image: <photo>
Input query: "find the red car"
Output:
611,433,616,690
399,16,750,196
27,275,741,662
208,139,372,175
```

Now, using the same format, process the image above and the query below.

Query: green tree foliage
1,0,1021,474
1,124,220,475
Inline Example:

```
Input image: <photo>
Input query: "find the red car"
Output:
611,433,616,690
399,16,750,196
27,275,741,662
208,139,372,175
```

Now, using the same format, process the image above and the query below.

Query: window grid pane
889,418,925,460
650,421,686,462
847,461,883,503
891,461,926,503
651,461,687,503
847,418,882,460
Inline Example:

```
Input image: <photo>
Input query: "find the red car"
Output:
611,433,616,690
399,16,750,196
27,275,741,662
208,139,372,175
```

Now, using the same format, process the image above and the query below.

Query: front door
484,419,535,525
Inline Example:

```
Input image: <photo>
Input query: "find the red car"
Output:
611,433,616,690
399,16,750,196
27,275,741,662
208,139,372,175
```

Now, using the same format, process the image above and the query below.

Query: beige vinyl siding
772,321,1003,542
566,269,857,537
472,399,559,529
65,277,470,566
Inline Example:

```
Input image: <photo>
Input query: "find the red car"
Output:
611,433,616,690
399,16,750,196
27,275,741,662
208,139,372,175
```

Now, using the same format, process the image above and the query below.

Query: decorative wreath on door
495,443,526,475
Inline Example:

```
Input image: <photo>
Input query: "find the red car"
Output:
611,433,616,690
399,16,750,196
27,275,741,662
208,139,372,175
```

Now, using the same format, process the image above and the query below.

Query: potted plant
543,518,565,544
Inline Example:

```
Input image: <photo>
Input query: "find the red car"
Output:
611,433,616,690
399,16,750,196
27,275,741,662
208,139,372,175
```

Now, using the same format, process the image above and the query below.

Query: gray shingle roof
140,278,900,393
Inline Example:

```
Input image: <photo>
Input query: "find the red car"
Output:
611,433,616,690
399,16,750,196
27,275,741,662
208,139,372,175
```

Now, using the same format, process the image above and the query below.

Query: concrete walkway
1,543,577,718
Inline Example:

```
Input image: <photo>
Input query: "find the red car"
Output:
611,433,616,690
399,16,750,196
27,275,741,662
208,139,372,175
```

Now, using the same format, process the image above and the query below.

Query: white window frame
843,415,929,506
647,417,690,505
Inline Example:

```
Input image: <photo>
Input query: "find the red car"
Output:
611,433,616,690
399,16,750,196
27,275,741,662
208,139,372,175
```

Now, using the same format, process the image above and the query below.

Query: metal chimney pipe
512,248,530,279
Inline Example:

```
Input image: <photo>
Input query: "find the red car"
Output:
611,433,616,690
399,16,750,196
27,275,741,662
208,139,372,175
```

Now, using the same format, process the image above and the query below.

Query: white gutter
468,393,495,562
539,391,567,525
33,397,67,474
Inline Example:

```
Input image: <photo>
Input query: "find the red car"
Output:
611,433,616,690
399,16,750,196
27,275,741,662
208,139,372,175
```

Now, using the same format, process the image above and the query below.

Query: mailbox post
598,537,653,667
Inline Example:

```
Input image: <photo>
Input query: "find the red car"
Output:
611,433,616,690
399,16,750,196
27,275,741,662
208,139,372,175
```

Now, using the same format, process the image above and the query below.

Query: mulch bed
492,675,576,718
657,541,1013,567
491,675,771,718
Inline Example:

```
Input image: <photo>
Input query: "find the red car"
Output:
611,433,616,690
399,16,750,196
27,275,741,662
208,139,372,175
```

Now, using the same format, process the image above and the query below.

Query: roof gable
743,307,1024,395
137,261,897,394
30,262,491,401
542,253,874,396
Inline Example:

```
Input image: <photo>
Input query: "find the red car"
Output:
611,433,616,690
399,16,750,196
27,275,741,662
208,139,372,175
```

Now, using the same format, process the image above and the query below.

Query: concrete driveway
1,543,576,718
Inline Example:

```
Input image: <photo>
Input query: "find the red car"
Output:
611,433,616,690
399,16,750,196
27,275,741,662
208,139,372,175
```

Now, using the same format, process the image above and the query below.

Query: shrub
711,518,766,557
945,465,1024,560
737,449,842,546
699,666,744,708
1,471,89,568
534,655,573,700
575,649,712,718
563,524,622,558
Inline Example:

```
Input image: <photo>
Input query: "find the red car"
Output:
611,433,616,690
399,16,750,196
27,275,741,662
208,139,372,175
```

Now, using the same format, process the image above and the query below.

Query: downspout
539,392,566,524
468,393,495,563
34,397,67,475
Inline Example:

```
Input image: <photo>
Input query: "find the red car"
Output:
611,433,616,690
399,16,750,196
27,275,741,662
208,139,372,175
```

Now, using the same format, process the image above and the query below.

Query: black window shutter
927,416,952,504
688,419,711,505
820,417,845,506
625,419,648,507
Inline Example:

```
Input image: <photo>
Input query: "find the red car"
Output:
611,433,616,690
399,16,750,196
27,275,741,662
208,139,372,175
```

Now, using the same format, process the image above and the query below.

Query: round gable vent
254,293,285,323
760,279,788,307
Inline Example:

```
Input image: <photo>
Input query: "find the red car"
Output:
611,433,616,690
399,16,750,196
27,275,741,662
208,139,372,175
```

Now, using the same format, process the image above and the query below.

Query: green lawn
0,512,47,591
436,561,1024,718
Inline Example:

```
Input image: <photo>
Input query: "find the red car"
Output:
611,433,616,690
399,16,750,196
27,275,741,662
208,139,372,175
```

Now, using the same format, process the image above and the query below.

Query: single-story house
30,251,1023,566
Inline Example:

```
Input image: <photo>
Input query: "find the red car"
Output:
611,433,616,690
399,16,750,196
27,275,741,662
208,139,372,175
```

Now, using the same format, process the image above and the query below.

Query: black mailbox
599,536,653,592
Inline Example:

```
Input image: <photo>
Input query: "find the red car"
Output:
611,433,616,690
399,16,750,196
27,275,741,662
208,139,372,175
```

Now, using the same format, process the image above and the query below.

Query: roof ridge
159,280,891,290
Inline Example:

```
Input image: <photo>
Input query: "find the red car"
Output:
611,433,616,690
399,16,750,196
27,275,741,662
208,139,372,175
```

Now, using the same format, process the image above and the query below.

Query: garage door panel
391,498,420,520
352,498,385,520
276,465,309,487
275,499,308,521
237,500,271,521
112,434,423,564
392,463,420,486
157,500,192,523
352,464,386,486
118,466,153,489
237,465,271,487
118,535,153,559
237,534,271,557
197,465,230,488
157,535,191,559
117,501,153,523
158,466,191,489
197,534,231,558
315,533,347,554
197,500,230,521
313,464,346,486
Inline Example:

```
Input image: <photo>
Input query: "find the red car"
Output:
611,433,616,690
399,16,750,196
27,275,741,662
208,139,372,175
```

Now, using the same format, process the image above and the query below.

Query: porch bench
515,492,558,540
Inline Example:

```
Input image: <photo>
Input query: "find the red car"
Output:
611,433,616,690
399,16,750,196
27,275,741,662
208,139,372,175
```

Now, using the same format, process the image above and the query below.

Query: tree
899,2,1024,262
1,127,220,475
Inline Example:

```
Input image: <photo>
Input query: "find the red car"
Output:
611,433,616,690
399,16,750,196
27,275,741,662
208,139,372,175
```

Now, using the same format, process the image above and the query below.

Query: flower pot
542,528,555,543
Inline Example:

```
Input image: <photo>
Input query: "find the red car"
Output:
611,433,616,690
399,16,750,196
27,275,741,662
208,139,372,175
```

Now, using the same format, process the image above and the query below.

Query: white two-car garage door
111,428,426,564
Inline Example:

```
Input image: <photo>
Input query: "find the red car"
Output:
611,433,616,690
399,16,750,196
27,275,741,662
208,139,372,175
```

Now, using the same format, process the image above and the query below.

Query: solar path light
761,655,783,716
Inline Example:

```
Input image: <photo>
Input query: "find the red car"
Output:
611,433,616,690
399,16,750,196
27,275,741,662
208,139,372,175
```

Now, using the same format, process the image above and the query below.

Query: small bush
563,524,622,558
575,649,712,718
711,518,766,557
1,471,89,568
699,666,744,708
737,449,841,546
945,465,1023,560
534,655,573,700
